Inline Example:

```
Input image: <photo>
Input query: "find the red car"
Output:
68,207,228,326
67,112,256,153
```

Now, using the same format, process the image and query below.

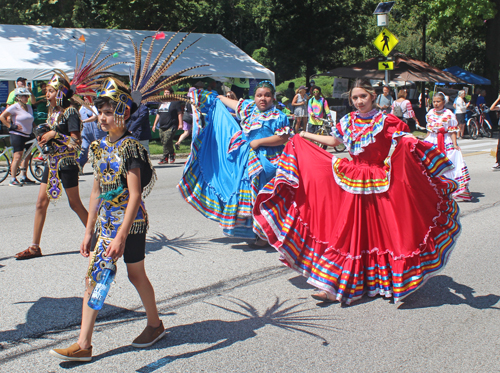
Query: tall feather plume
70,41,127,97
129,30,208,105
146,30,182,75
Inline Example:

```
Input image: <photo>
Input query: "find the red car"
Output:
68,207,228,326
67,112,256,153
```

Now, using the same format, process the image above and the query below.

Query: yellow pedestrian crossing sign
373,28,399,57
378,61,394,70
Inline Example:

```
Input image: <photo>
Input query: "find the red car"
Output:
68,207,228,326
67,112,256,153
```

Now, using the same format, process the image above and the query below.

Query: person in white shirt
453,90,468,139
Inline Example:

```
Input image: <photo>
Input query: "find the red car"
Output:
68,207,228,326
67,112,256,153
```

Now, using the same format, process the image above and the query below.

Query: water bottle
88,261,117,310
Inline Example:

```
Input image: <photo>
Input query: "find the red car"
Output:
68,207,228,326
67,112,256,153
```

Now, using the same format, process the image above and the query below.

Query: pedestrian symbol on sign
373,28,399,57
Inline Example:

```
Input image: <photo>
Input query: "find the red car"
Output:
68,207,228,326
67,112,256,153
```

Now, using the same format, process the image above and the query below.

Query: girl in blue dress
178,81,291,243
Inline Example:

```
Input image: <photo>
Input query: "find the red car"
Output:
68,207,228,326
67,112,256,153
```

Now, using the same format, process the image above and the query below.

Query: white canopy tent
0,24,274,83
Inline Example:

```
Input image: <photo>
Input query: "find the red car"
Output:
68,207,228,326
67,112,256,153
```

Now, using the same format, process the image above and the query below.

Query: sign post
373,3,397,85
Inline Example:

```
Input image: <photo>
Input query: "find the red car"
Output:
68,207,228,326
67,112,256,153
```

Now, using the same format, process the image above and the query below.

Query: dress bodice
331,110,409,194
236,99,290,164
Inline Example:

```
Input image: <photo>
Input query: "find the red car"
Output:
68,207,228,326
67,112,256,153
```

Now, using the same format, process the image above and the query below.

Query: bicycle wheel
334,142,346,153
483,119,492,138
0,152,10,183
467,118,478,140
29,148,46,183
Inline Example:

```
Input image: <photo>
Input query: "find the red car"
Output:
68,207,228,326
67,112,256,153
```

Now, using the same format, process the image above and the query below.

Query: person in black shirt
127,103,152,153
152,87,182,164
15,74,88,260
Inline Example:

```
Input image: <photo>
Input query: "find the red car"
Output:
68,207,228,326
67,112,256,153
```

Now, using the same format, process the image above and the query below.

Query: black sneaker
19,177,36,184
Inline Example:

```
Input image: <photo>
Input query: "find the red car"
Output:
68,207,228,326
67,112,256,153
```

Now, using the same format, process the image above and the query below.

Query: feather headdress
97,30,208,126
47,41,125,107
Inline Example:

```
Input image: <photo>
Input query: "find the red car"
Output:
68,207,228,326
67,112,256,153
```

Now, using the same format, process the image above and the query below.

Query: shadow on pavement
398,275,500,310
467,191,485,203
65,297,338,371
0,297,145,345
209,236,276,253
146,231,207,255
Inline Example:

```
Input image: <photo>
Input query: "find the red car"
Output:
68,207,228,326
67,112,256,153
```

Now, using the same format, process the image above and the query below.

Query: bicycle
317,118,346,153
467,105,492,140
0,134,47,184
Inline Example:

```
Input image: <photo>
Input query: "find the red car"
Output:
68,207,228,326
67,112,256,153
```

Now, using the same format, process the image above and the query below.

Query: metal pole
385,70,389,85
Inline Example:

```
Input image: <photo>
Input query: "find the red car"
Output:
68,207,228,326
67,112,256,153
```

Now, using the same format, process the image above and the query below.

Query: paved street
1,138,500,373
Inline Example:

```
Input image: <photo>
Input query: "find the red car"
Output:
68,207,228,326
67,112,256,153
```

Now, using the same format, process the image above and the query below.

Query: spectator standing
7,77,35,106
489,92,500,170
0,88,35,186
308,79,317,96
453,90,468,139
375,86,394,114
284,82,295,110
392,90,422,129
128,103,152,153
152,87,182,164
418,87,430,112
225,90,238,118
77,101,106,173
470,87,480,107
476,90,486,107
32,82,48,118
175,95,195,149
291,86,308,133
307,86,330,134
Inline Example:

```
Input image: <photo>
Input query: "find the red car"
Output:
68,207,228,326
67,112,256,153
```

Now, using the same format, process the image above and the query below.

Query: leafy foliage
0,0,498,94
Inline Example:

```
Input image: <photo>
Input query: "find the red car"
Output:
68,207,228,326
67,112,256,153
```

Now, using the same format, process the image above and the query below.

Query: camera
33,123,56,155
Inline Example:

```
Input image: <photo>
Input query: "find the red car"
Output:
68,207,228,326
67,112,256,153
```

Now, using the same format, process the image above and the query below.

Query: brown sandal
15,246,42,260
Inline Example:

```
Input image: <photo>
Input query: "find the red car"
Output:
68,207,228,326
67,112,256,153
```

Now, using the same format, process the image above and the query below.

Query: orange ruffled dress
254,110,461,304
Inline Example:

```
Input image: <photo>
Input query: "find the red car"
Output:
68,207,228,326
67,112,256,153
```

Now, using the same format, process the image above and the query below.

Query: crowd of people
3,35,500,363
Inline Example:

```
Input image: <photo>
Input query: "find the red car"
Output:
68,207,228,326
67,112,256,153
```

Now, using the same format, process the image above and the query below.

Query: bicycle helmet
14,87,31,96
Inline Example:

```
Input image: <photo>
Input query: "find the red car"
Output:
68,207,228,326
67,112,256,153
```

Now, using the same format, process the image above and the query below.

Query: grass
149,138,192,155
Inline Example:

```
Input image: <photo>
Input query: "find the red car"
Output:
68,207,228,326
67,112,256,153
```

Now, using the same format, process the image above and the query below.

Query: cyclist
306,87,331,134
0,88,36,186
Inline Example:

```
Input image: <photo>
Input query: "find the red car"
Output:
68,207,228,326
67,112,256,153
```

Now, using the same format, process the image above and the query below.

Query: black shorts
91,232,146,264
456,113,466,125
306,123,322,134
10,133,33,153
41,165,79,189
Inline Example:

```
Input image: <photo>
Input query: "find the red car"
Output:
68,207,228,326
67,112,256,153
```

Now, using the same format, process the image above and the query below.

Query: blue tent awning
443,66,491,85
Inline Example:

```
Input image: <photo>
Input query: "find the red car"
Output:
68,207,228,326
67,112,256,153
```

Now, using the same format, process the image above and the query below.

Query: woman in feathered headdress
15,44,122,260
49,31,205,362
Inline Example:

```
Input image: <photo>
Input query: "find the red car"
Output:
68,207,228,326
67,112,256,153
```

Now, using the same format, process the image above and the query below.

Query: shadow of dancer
398,275,500,310
0,297,145,347
75,297,339,371
146,231,208,255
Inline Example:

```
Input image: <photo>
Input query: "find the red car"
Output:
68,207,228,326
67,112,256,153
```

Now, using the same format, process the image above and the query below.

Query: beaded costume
86,135,156,285
43,41,127,201
84,31,205,284
44,106,81,201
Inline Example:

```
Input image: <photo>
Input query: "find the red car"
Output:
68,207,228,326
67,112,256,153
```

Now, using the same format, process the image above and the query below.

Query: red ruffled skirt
254,135,461,304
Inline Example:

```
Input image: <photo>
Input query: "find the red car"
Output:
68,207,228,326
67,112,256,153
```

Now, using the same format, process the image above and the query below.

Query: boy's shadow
0,297,145,345
398,275,500,310
61,297,340,370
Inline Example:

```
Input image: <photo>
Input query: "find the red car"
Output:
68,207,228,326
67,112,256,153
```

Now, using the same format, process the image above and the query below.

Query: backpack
392,102,404,118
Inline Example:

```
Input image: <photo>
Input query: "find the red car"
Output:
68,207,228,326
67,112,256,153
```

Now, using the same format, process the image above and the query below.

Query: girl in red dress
253,79,461,304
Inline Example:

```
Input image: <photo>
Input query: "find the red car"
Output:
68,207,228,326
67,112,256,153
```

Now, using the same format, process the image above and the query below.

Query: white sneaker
492,163,500,171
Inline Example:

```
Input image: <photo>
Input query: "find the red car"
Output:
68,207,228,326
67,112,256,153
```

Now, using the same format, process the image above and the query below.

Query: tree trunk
484,0,500,106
